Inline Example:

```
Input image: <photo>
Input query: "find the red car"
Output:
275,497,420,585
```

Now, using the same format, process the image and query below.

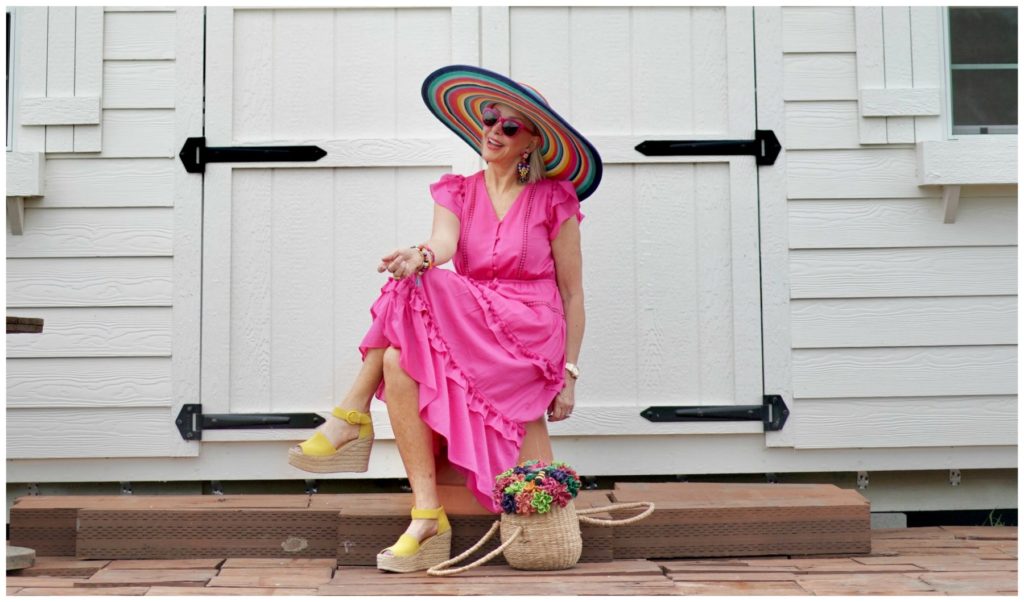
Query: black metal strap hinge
635,129,781,166
640,394,790,431
175,404,326,441
178,137,328,173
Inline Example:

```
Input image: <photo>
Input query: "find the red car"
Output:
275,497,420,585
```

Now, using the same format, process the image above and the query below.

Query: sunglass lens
501,122,520,137
482,108,498,127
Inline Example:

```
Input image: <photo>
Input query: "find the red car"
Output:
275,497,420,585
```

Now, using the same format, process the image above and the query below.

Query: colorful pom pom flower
493,460,581,515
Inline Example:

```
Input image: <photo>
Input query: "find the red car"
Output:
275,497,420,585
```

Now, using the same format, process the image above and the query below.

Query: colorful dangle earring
517,151,531,183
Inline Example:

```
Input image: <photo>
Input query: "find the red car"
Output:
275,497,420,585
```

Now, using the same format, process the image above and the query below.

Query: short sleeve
429,173,466,218
547,179,585,241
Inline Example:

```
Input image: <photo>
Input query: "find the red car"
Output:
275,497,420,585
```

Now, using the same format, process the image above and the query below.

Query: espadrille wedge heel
288,407,374,473
377,506,452,573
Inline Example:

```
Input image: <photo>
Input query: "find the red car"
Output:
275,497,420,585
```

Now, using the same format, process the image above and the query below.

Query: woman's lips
486,137,504,150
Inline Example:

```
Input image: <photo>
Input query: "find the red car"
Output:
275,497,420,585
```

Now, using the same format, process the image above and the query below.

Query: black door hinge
635,129,781,166
178,137,327,173
175,404,326,441
640,394,790,431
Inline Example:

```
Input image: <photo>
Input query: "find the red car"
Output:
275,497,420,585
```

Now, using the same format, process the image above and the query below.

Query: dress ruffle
464,280,563,386
429,173,466,216
547,179,586,241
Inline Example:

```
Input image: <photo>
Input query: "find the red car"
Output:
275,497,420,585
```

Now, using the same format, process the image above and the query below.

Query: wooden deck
6,525,1017,595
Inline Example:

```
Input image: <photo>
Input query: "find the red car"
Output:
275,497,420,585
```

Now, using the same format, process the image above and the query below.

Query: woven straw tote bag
427,499,654,575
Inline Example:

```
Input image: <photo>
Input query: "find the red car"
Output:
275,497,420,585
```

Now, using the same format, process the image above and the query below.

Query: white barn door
199,6,767,473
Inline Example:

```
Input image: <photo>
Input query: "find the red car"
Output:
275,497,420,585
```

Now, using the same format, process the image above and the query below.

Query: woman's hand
547,380,576,422
378,247,422,280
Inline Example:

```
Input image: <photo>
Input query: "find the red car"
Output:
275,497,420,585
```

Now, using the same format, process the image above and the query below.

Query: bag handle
576,501,655,526
427,520,523,576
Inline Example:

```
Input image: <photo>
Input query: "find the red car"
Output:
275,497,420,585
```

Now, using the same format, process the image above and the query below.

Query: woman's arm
379,204,461,277
548,214,584,421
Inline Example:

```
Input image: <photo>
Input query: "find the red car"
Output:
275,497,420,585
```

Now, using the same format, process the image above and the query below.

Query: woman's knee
382,346,409,384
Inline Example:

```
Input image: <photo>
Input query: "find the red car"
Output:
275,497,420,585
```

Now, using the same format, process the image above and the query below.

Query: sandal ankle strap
332,407,372,425
410,506,445,519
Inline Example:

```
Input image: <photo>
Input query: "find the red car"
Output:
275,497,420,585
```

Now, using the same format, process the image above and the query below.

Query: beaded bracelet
419,244,436,269
412,244,435,274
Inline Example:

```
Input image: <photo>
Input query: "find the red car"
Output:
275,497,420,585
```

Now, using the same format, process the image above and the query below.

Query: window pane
949,7,1017,64
951,68,1018,127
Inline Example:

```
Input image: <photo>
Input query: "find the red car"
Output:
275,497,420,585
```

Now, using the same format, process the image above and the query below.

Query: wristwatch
564,362,580,379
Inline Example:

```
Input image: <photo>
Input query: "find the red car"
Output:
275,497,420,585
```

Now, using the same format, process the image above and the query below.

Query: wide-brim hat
421,65,603,202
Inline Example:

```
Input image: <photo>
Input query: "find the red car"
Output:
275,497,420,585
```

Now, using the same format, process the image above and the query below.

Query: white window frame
942,7,1018,138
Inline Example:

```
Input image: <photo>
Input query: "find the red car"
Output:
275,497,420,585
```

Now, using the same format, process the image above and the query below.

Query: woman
287,65,602,572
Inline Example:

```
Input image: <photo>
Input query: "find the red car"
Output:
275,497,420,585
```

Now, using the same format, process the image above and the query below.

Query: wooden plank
16,587,151,595
916,137,1018,185
98,109,175,158
331,559,663,581
107,559,224,570
672,581,812,595
792,396,1016,448
216,568,332,578
784,101,861,149
6,357,172,408
104,61,176,109
859,88,940,116
84,569,217,587
939,525,1017,540
781,6,855,52
881,6,914,142
77,508,339,559
319,580,677,596
6,407,182,459
853,7,887,143
6,307,173,360
6,577,90,587
172,5,206,461
910,7,944,141
669,572,801,582
917,571,1019,594
147,587,321,595
14,8,48,153
788,148,922,199
790,247,1017,298
794,572,942,595
330,9,394,138
30,158,175,208
783,53,857,100
45,7,76,151
631,8,694,135
74,6,104,151
10,558,109,577
207,574,335,588
7,257,173,307
221,558,336,569
792,349,1017,399
791,297,1017,348
789,196,1018,249
6,208,174,258
21,97,101,125
104,10,175,59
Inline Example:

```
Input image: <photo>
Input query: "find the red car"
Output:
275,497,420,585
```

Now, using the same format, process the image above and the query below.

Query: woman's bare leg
380,345,440,551
292,347,384,451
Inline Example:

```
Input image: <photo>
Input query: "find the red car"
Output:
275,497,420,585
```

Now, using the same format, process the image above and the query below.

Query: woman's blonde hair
525,139,547,184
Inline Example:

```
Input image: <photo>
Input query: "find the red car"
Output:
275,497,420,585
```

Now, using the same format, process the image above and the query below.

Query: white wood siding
777,6,1017,450
6,7,201,460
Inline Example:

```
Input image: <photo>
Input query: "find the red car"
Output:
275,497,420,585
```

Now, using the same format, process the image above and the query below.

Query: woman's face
480,103,541,168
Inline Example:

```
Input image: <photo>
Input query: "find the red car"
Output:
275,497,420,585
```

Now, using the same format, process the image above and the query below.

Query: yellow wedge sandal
376,506,452,573
287,407,374,473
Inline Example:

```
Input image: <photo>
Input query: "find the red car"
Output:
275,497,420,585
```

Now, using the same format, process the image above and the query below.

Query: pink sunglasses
481,105,536,137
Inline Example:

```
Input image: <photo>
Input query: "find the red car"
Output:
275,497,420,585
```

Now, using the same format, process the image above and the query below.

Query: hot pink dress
358,170,584,512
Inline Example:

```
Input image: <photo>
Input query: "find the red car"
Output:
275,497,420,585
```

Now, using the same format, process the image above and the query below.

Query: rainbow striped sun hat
421,65,603,202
